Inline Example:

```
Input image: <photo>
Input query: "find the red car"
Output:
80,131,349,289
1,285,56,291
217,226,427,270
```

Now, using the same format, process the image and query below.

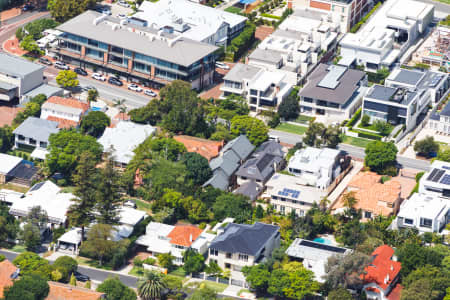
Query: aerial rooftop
0,53,44,78
366,85,417,105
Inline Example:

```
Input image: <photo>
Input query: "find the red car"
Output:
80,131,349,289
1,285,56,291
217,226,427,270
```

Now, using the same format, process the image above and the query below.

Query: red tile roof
387,284,403,300
46,96,89,113
46,116,79,129
0,260,18,298
47,282,104,300
363,245,401,290
174,135,223,161
167,225,203,247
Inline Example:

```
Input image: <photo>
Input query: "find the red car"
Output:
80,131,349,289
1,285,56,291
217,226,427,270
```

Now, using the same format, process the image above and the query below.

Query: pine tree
69,273,77,286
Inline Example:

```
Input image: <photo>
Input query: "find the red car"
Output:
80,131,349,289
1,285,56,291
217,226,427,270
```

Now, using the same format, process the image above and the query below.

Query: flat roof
248,48,283,64
223,63,261,83
388,68,425,86
366,85,417,105
0,53,45,78
398,193,449,220
57,10,218,67
0,154,23,175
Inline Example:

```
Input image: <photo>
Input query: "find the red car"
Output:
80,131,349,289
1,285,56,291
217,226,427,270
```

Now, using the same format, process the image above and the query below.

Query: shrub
361,114,370,127
143,258,156,265
381,165,398,177
347,108,361,127
134,257,143,267
353,130,382,140
415,171,425,183
350,2,381,33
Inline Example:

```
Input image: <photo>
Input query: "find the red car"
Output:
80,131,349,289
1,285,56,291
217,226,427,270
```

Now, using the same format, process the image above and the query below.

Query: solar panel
278,188,301,199
440,174,450,185
432,169,445,182
427,168,438,181
443,166,450,171
29,181,45,192
299,240,347,253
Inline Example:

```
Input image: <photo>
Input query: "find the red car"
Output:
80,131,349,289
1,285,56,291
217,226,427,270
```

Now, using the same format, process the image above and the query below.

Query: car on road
82,85,97,92
39,57,52,66
215,61,229,70
73,271,90,282
128,83,142,92
96,7,111,15
54,61,69,70
92,73,106,81
117,13,127,19
74,67,88,76
144,89,157,97
108,77,123,86
118,0,131,7
23,3,34,11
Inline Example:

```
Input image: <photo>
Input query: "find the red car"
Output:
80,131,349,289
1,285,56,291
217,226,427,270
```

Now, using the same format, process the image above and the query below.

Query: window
420,218,432,228
226,253,232,259
225,263,231,269
238,254,248,262
280,206,285,214
29,138,36,145
404,218,413,225
39,141,47,148
210,249,218,256
364,211,372,219
18,135,25,141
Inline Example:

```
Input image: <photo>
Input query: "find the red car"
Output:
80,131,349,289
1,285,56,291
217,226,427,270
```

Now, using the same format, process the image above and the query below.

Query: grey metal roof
390,69,424,86
0,81,17,91
13,117,59,142
222,135,255,160
292,8,325,20
23,84,63,99
209,222,279,256
57,10,218,67
248,48,283,64
440,102,450,117
317,65,347,89
235,153,281,181
299,63,365,105
0,53,45,78
234,181,261,201
203,169,229,190
366,85,397,101
223,63,261,83
253,140,285,158
210,151,240,176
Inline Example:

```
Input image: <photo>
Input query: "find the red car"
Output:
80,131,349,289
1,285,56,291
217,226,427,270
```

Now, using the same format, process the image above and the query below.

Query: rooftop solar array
317,65,346,90
427,168,445,182
278,188,300,199
443,166,450,171
299,240,347,253
29,181,45,192
440,174,450,185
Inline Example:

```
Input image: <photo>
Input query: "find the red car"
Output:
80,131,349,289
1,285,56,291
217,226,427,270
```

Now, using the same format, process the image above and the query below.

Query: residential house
133,0,247,46
21,84,63,104
331,171,402,220
298,64,367,122
173,135,223,161
285,238,351,282
391,193,449,233
13,117,59,152
207,222,280,286
220,63,294,113
0,260,19,298
47,281,105,300
0,153,38,187
339,0,434,70
97,121,156,167
287,147,345,189
40,96,90,129
362,245,402,300
53,11,217,90
203,135,255,191
419,160,450,197
0,53,45,101
112,206,147,241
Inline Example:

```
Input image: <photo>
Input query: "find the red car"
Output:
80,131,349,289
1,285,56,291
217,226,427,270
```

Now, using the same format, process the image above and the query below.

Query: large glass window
155,68,178,80
66,42,81,53
420,218,432,228
111,46,124,55
66,33,87,44
135,53,157,64
86,48,103,60
133,61,150,74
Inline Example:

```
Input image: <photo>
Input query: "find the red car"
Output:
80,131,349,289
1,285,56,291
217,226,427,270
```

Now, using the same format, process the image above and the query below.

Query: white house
13,117,59,151
40,96,90,129
419,160,450,198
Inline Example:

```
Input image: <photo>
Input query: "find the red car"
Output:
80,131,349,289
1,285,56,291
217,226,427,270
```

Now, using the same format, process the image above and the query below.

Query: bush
415,171,425,183
347,108,361,128
381,165,398,177
361,114,370,127
268,114,280,128
133,257,143,267
353,130,382,140
53,256,78,283
143,258,156,265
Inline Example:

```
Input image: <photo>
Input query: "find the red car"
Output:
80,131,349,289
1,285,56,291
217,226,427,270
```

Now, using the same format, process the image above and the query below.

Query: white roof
58,228,82,245
398,193,450,220
288,147,340,173
118,206,147,226
135,221,174,252
249,70,285,91
387,0,432,20
98,121,156,164
0,153,22,174
112,224,134,241
30,147,49,160
0,189,24,206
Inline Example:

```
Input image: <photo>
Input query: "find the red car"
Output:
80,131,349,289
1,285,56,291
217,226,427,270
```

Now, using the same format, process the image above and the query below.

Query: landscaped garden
275,123,308,135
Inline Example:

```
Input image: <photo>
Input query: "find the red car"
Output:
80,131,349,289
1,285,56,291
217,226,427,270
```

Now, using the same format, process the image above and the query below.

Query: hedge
261,13,281,19
351,129,382,140
226,22,256,61
350,2,381,33
347,108,362,128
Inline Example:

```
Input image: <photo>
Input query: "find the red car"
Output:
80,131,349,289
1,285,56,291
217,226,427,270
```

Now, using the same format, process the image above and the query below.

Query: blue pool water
91,107,101,111
313,237,333,245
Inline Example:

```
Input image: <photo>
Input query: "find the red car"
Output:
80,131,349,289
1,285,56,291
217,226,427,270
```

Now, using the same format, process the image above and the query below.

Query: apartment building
298,63,367,122
132,0,247,46
339,0,434,71
53,11,217,90
419,160,450,197
288,0,370,32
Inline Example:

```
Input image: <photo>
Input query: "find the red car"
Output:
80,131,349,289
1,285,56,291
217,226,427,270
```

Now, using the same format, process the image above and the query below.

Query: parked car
215,62,229,70
74,67,88,76
82,85,97,92
117,14,127,19
92,73,106,81
22,3,34,11
39,57,52,66
54,61,69,70
97,8,111,15
144,89,157,97
73,271,90,282
118,0,130,7
108,77,123,86
128,83,142,92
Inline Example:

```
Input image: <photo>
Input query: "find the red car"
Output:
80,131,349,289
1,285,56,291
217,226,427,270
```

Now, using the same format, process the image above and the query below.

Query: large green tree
278,91,299,120
0,126,14,153
13,252,53,280
182,152,212,186
324,252,371,291
48,0,100,22
81,111,110,138
212,193,252,222
414,136,440,158
55,70,79,88
97,277,137,300
182,249,205,274
396,243,445,277
304,122,341,148
3,274,49,300
230,115,268,146
53,256,78,283
21,223,41,251
243,264,271,295
401,265,450,300
364,141,398,175
0,203,19,246
81,224,115,266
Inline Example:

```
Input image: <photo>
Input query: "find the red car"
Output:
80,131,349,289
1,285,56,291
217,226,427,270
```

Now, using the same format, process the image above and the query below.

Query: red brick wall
310,0,331,10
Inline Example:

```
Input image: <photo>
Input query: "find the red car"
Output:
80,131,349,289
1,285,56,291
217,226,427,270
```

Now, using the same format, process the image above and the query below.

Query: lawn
436,0,450,4
341,135,371,148
294,115,314,124
0,184,29,194
76,256,113,271
129,266,145,277
203,281,227,293
225,6,241,14
135,199,152,214
275,123,307,135
357,122,393,136
10,245,27,253
169,266,186,277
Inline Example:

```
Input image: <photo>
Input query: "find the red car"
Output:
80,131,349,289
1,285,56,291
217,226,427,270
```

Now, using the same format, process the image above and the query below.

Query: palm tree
342,191,358,209
138,270,167,300
319,197,331,212
113,98,127,120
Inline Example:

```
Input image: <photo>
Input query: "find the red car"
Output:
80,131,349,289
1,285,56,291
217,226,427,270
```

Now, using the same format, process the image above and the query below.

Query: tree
361,114,370,127
324,125,342,148
97,277,137,300
27,206,48,231
342,191,358,209
364,141,398,174
24,18,59,40
328,288,353,300
3,274,49,300
82,224,116,266
12,102,41,127
0,203,20,246
129,100,161,125
87,89,99,104
242,264,271,295
373,120,391,136
204,261,222,278
278,91,299,120
22,223,41,251
396,243,444,277
13,252,53,280
69,273,77,286
437,149,450,162
401,279,435,300
183,249,205,274
69,151,98,240
56,70,79,88
414,136,439,158
20,35,43,55
53,256,78,283
304,122,326,147
182,152,212,186
48,0,100,22
212,193,252,223
81,111,110,138
0,125,14,153
146,159,190,200
157,253,175,271
230,115,268,146
324,252,371,290
401,265,450,300
137,270,167,300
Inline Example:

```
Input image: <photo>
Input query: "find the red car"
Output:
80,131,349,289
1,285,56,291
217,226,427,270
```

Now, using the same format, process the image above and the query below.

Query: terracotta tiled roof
167,225,203,247
174,135,223,161
47,281,104,300
363,245,401,290
348,171,382,190
0,260,18,298
46,116,79,129
46,96,89,113
387,284,403,300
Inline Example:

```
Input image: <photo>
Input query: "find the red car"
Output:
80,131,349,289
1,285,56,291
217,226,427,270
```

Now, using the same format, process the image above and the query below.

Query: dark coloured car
108,77,123,86
73,271,89,282
22,4,34,11
39,57,52,66
74,67,88,76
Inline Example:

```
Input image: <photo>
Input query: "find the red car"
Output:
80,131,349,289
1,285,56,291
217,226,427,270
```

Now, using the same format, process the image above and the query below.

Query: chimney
390,264,394,271
189,234,193,242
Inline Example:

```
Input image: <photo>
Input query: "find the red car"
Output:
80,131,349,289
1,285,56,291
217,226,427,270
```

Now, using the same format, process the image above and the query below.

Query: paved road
417,0,450,14
0,249,139,288
269,129,431,171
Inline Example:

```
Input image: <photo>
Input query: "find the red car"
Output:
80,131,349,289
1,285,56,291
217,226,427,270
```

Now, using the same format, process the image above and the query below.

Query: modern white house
287,147,343,189
419,160,450,198
392,193,450,233
429,103,450,134
13,117,60,151
40,96,90,129
339,0,434,70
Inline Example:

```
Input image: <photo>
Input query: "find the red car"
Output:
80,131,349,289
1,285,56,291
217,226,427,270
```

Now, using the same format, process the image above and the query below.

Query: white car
91,73,106,81
54,61,69,70
117,13,127,19
144,89,157,97
215,62,229,70
100,8,111,15
118,0,130,7
128,83,142,92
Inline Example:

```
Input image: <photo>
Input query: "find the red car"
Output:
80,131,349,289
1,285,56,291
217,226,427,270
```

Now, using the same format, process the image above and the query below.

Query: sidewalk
3,37,27,56
0,8,22,22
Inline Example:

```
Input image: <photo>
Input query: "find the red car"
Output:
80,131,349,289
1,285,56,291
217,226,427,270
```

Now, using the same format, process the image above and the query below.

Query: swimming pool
313,237,333,245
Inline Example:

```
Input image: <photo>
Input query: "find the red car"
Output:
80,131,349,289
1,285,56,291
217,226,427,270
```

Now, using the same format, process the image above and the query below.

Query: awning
58,228,82,245
31,147,49,160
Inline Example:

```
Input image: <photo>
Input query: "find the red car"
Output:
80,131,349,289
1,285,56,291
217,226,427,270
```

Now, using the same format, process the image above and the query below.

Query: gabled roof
46,116,79,129
222,135,254,160
45,96,90,112
13,117,59,142
233,181,262,201
209,222,279,256
253,140,285,158
47,281,104,300
167,225,203,247
0,260,18,298
235,153,281,181
203,168,229,190
363,245,401,290
173,135,222,161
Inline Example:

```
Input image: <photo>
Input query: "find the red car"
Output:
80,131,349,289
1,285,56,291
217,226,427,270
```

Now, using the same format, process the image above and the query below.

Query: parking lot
99,0,134,17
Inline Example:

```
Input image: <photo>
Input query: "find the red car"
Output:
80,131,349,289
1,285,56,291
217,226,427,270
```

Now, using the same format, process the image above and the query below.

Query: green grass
0,184,29,194
129,266,145,277
341,136,371,148
261,13,281,19
357,123,393,136
135,199,152,214
169,266,186,277
225,6,242,14
203,281,228,293
10,245,27,253
275,123,307,135
60,186,75,193
76,257,113,271
294,115,314,124
436,0,450,4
